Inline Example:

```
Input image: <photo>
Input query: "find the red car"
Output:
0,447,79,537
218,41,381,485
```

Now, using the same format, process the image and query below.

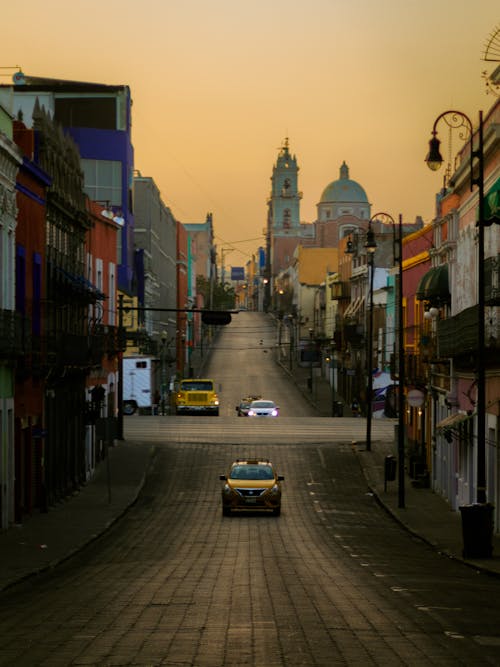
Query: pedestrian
351,398,360,417
153,390,161,415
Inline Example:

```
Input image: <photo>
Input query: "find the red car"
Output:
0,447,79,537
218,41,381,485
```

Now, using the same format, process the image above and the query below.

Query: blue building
0,73,135,293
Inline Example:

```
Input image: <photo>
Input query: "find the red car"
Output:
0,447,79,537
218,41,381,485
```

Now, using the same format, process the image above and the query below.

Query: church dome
320,162,368,204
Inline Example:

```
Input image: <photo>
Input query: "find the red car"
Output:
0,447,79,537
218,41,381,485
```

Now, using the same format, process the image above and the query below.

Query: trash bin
459,503,494,558
334,401,343,417
384,455,397,482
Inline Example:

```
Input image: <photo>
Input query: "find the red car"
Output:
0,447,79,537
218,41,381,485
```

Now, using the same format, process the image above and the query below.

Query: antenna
0,66,22,79
482,24,500,97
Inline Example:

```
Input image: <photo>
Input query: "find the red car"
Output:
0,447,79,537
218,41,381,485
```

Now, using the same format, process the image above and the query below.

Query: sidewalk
0,442,154,592
280,356,500,576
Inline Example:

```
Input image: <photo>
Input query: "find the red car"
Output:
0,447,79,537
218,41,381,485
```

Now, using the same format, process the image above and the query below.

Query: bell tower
270,138,302,234
268,138,303,277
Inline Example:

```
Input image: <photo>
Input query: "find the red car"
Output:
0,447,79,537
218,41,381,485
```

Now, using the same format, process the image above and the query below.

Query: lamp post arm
430,110,475,192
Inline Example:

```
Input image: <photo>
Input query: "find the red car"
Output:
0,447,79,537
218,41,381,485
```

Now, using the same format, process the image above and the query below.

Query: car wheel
123,402,136,416
222,506,231,517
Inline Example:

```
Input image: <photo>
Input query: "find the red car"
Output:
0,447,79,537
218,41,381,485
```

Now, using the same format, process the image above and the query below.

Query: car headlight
271,409,278,416
223,484,232,495
248,410,255,416
269,484,280,495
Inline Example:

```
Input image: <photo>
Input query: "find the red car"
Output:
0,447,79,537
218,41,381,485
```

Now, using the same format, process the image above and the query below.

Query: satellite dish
13,71,26,85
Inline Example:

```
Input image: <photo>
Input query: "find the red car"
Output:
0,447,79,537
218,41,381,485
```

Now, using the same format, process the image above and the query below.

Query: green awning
481,178,500,226
416,265,450,305
436,412,473,431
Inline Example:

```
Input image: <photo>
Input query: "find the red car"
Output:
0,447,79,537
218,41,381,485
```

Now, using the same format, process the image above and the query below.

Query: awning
436,412,472,431
344,296,364,319
55,267,106,301
482,177,500,227
416,265,450,305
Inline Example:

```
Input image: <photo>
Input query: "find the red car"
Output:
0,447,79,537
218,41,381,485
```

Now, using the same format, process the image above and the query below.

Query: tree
196,275,235,310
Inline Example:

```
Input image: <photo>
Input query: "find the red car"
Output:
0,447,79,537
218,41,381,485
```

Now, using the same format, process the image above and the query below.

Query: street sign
231,267,245,281
202,311,232,325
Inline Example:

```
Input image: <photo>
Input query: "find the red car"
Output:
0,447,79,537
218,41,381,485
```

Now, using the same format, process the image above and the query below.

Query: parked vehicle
174,378,220,415
122,356,156,415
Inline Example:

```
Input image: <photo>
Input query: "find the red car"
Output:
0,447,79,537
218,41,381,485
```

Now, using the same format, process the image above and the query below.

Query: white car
247,400,279,417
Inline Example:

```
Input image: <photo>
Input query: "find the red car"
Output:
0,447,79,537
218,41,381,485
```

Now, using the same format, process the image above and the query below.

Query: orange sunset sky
2,1,499,266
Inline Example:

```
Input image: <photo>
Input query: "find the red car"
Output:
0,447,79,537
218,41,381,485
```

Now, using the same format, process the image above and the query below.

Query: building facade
0,106,23,528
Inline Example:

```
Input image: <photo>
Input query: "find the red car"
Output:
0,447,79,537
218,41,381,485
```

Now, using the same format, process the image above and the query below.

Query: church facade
268,138,372,278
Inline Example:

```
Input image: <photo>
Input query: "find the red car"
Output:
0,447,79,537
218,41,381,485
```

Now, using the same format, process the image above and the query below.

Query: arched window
283,209,291,228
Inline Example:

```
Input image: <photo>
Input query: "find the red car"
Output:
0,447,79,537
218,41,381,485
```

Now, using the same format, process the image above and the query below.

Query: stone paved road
1,440,500,666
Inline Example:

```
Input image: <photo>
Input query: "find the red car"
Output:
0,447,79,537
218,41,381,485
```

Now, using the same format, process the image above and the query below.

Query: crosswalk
124,416,397,445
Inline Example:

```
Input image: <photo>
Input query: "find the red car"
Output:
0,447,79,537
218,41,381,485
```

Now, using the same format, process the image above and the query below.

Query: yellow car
219,459,284,516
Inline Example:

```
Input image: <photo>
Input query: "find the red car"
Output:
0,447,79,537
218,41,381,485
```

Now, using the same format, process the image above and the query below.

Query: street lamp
365,221,377,452
425,110,486,506
369,212,405,507
160,330,168,415
117,294,125,440
308,327,314,393
328,342,338,417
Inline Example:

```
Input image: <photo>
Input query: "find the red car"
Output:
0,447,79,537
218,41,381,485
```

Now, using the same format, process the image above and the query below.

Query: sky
2,1,499,267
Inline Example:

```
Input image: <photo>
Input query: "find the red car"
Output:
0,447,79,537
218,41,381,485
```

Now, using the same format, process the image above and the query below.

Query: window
81,159,122,207
55,97,117,130
16,245,26,314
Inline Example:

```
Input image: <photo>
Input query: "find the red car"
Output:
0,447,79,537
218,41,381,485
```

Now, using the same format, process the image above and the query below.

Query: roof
1,73,128,93
296,246,338,284
320,162,369,205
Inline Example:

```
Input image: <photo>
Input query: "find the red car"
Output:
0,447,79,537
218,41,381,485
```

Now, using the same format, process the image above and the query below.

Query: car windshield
251,401,275,408
181,381,213,391
230,465,274,480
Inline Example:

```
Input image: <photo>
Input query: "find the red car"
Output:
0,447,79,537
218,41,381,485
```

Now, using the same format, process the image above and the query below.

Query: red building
13,120,51,520
84,200,120,472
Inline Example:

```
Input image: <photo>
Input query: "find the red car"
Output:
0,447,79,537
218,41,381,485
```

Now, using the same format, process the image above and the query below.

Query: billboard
258,247,266,270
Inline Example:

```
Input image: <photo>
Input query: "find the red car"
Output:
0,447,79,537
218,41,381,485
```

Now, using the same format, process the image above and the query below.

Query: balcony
485,254,500,306
329,281,351,301
437,304,500,359
0,309,26,358
94,325,121,357
46,333,91,367
343,323,364,348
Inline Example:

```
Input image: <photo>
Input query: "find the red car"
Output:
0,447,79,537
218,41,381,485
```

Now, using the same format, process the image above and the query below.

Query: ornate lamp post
309,327,314,394
369,212,405,507
365,222,377,452
425,110,486,505
426,110,491,557
160,330,168,415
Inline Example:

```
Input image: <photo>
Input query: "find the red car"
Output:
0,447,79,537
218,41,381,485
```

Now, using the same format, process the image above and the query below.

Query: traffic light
201,310,232,325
